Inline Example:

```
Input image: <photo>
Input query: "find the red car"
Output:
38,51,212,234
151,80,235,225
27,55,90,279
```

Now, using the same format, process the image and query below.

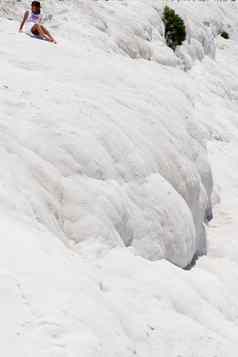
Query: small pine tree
162,6,186,51
220,31,229,39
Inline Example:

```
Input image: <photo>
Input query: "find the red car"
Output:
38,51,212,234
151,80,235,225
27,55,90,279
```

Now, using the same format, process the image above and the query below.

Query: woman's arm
19,11,29,32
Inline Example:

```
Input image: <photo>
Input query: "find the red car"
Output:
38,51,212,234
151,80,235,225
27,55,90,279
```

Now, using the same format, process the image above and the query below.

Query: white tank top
27,11,42,24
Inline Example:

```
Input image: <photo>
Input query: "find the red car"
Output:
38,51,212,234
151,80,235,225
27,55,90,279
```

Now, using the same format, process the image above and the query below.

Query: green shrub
220,31,229,39
162,6,186,51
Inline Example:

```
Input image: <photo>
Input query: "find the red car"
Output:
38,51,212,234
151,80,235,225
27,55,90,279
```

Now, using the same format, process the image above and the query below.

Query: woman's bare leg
31,24,48,40
40,25,57,43
31,24,56,43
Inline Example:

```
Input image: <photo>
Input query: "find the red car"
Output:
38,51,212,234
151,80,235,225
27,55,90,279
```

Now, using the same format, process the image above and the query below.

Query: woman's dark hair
31,1,41,7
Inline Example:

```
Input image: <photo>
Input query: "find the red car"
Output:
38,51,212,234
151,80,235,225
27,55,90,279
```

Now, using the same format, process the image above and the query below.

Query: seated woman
19,1,57,44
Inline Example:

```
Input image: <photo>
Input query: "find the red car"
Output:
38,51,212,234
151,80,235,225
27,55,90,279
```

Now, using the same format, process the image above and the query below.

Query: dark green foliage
220,31,229,39
162,6,186,51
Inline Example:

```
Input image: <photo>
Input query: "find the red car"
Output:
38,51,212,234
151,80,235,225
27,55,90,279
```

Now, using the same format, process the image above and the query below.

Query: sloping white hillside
1,0,238,355
1,0,217,267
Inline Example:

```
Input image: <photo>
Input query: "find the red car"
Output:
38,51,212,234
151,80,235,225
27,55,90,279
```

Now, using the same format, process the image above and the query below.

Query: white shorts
25,21,37,35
